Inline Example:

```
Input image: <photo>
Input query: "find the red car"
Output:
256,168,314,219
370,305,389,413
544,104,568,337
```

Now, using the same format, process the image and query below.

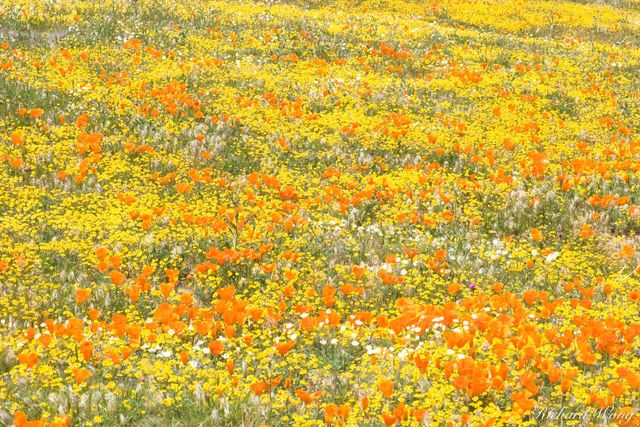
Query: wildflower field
1,0,640,425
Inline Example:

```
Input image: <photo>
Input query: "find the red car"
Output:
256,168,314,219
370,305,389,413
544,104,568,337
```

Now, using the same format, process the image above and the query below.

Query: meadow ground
1,0,640,426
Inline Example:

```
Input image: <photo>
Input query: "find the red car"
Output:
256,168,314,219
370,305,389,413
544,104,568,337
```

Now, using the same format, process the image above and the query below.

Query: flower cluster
0,0,639,426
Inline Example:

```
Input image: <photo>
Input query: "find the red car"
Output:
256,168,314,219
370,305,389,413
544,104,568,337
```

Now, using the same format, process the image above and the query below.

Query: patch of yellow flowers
0,0,639,425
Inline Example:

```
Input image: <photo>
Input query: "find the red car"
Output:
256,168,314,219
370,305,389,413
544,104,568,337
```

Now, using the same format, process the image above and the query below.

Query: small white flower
545,252,560,263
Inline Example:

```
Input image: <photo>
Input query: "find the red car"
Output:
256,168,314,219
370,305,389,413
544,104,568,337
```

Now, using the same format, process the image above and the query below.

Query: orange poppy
109,270,126,286
17,352,39,368
73,367,92,384
379,379,393,398
275,340,296,355
530,228,543,242
208,340,224,355
75,288,91,304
